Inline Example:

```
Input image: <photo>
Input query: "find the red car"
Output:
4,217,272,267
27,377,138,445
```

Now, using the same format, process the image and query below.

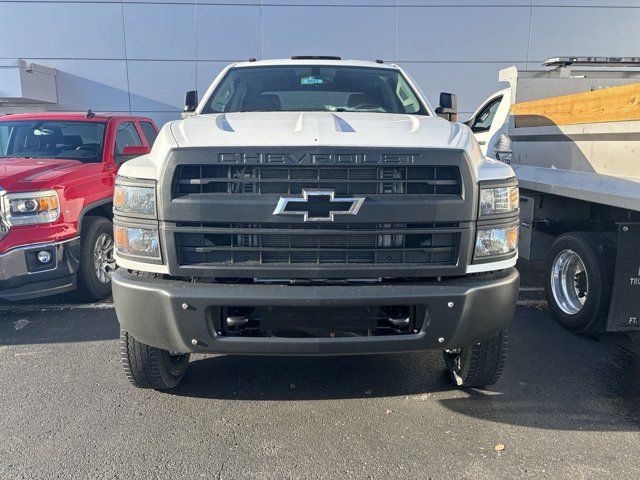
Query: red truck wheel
76,216,116,302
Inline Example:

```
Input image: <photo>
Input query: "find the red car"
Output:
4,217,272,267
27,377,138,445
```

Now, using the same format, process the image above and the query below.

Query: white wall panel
197,61,231,95
14,0,121,3
403,1,529,4
265,1,394,5
28,59,130,112
0,3,125,59
131,111,181,129
529,6,640,61
128,61,196,111
2,2,640,127
126,0,195,4
533,1,640,6
197,0,258,4
397,6,530,62
124,4,196,60
261,6,396,60
196,5,261,60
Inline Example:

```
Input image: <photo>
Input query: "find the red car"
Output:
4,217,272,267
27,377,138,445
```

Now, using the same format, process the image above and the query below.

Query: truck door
113,120,145,167
468,90,509,157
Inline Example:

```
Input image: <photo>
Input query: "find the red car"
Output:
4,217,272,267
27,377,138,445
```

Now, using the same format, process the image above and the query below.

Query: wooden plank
512,82,640,128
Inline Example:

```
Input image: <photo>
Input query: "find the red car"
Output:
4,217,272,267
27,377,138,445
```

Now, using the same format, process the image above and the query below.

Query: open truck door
467,88,510,157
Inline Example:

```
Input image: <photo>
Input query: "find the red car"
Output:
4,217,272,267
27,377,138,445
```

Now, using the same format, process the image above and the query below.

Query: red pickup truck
0,112,158,301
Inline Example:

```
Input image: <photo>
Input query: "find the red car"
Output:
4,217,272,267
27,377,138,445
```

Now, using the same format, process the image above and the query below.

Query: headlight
6,190,60,226
114,184,156,217
114,225,161,259
475,225,518,258
479,186,519,216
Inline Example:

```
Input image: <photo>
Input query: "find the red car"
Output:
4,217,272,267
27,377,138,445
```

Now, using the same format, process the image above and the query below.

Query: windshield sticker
301,77,323,85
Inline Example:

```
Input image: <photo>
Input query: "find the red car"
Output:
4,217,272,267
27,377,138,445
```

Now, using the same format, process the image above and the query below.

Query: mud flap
607,223,640,331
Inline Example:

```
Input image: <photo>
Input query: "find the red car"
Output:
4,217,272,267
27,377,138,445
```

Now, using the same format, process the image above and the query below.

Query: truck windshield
201,66,429,115
0,120,106,163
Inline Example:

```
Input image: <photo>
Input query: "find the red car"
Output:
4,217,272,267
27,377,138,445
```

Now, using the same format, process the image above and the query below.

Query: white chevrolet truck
111,57,520,390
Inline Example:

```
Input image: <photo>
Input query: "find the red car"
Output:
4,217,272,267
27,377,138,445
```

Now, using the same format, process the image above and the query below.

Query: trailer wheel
545,232,613,334
443,330,507,388
120,330,190,390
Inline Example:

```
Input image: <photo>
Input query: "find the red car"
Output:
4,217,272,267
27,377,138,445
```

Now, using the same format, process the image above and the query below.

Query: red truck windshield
0,120,106,163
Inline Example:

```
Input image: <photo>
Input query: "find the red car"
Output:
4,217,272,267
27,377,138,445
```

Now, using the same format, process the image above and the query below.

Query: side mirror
183,90,198,113
435,92,458,122
115,145,151,165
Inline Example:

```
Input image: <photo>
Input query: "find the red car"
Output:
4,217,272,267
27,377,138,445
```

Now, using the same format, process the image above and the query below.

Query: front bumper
113,267,519,355
0,238,80,301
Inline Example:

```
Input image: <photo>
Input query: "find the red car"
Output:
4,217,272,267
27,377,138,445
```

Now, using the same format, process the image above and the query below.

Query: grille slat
174,165,462,196
176,223,460,266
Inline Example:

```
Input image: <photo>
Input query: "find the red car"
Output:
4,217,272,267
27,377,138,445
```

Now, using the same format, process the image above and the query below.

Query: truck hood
0,158,86,192
120,112,516,182
170,112,467,149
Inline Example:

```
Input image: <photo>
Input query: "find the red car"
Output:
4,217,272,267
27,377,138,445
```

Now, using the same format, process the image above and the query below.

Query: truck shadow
171,306,640,432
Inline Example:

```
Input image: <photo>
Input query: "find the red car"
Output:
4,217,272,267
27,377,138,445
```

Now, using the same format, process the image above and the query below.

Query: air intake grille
176,223,460,266
173,165,461,196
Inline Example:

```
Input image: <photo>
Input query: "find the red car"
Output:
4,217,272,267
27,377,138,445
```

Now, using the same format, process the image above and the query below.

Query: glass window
115,121,142,154
471,96,502,133
0,120,106,163
139,122,158,147
202,66,429,115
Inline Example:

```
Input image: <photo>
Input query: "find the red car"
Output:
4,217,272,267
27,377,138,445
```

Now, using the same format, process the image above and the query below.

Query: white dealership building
0,1,636,125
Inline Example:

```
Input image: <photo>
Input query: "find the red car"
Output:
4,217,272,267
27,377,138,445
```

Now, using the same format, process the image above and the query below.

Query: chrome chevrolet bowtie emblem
273,189,365,222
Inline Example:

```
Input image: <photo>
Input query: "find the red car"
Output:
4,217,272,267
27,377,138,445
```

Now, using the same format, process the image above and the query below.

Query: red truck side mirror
115,145,151,165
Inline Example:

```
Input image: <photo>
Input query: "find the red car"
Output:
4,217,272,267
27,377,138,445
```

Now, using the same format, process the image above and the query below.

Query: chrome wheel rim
94,233,115,283
551,249,588,315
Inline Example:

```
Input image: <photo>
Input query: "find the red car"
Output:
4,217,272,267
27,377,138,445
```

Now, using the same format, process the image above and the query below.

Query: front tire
76,216,116,302
443,330,507,388
120,330,190,390
545,232,613,334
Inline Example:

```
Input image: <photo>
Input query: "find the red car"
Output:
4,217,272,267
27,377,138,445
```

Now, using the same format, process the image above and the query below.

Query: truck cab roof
231,58,399,70
0,112,153,122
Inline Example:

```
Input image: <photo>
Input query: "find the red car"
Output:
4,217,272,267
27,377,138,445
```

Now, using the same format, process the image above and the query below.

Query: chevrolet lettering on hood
216,151,423,165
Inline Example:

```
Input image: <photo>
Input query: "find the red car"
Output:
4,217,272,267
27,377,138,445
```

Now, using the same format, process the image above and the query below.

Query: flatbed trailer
469,57,640,333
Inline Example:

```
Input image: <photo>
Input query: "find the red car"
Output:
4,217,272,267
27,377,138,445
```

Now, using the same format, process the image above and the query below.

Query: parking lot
1,262,639,480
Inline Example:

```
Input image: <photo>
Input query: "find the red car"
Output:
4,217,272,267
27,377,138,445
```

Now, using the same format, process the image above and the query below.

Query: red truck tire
76,216,115,302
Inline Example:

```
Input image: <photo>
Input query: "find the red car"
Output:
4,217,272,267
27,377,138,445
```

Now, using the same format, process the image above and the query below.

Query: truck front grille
175,222,460,266
173,165,461,196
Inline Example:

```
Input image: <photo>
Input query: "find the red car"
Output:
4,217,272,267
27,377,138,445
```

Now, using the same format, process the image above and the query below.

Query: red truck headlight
6,190,60,226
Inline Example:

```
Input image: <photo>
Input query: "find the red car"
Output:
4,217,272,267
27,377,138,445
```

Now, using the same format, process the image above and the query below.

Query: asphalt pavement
0,262,638,479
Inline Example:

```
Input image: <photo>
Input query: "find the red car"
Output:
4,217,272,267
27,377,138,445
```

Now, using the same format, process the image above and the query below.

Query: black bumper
0,238,80,301
113,268,519,355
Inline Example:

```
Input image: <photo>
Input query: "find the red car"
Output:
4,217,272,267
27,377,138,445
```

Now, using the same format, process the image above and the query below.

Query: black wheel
443,330,507,388
120,330,190,390
76,216,116,302
545,232,613,334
